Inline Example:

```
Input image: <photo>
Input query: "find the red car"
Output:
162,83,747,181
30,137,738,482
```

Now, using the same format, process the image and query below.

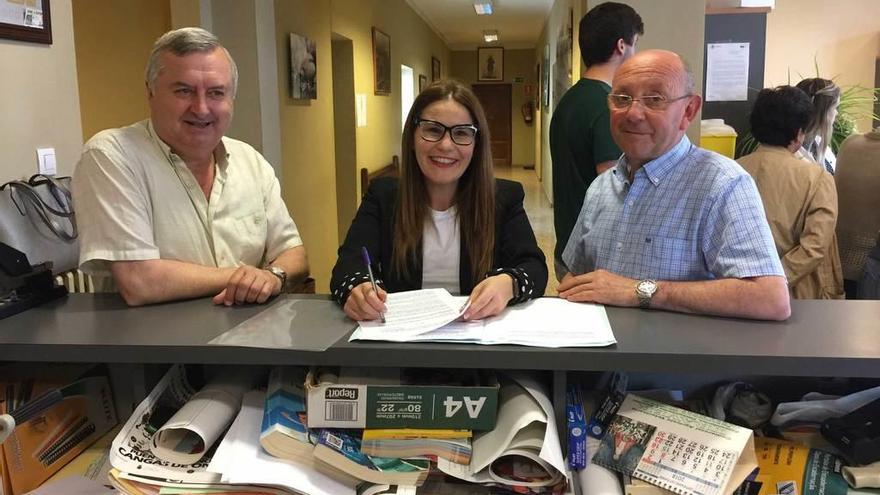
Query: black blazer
331,177,547,305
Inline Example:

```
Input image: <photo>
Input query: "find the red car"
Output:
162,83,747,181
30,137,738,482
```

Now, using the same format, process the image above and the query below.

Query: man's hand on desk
344,282,387,321
558,269,640,307
212,265,281,306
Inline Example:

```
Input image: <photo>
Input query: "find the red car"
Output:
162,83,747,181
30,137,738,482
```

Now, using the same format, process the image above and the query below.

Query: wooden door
471,84,512,168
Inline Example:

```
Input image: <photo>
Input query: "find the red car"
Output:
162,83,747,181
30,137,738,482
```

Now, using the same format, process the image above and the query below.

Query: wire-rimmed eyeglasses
414,118,479,146
608,93,692,111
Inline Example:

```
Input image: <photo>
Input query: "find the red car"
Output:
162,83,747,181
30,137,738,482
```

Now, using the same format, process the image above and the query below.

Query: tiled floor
494,166,559,295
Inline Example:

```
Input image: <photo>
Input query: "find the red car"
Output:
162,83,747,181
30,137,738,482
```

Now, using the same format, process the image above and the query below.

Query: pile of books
29,365,567,495
260,367,568,494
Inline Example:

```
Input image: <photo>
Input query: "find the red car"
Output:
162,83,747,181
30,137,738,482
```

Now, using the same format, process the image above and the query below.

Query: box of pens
0,364,117,495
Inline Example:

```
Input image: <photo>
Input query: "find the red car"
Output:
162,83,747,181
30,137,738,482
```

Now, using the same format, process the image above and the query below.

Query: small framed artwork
418,74,428,93
431,56,441,82
372,27,391,95
477,47,504,82
289,33,317,99
535,63,541,110
0,0,51,44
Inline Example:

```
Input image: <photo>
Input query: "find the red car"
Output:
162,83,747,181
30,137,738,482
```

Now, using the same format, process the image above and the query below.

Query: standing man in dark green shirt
550,2,643,280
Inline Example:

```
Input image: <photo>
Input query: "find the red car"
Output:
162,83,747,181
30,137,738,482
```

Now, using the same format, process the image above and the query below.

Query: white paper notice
705,43,749,102
353,288,462,340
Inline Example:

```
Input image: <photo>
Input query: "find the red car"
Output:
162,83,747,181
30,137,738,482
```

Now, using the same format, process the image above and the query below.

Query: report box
305,367,499,430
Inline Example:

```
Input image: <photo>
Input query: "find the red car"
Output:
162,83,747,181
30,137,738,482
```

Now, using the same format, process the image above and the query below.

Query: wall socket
36,148,56,175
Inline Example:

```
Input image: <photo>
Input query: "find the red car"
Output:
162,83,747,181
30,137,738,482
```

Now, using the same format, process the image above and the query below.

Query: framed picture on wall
372,27,391,95
535,63,541,110
542,44,551,110
419,74,428,93
431,56,441,82
477,47,504,82
289,33,317,99
0,0,51,44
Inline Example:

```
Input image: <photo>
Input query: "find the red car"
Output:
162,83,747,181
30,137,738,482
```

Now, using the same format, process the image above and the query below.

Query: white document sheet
354,297,616,348
353,288,463,340
705,42,750,102
208,390,355,495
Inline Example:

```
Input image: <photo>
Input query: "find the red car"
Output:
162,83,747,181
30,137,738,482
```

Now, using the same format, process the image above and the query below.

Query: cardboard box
306,368,499,430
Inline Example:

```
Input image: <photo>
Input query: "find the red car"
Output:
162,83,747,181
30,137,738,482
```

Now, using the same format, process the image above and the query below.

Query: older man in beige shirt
738,86,843,299
73,28,308,306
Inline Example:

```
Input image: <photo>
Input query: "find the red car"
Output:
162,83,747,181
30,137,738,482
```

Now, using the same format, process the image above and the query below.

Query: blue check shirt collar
613,135,694,187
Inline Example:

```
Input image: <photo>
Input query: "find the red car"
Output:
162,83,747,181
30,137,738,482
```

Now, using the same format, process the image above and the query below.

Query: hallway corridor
494,167,558,295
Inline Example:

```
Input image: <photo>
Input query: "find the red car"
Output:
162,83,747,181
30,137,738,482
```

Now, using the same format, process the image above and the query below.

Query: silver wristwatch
267,265,287,290
636,279,658,308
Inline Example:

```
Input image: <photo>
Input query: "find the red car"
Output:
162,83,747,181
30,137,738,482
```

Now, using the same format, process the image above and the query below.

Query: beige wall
331,0,451,184
765,0,880,131
213,0,262,150
73,0,170,142
274,0,337,293
0,0,82,181
448,49,537,167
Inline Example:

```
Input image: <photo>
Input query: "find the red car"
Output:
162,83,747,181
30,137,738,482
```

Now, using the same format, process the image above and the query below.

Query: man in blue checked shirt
558,50,790,321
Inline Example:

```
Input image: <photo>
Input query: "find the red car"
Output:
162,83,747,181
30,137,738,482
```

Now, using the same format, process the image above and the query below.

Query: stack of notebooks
360,428,472,465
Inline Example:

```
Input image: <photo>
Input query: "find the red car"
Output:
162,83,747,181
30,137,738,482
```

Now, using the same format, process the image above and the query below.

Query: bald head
608,49,702,169
614,49,694,97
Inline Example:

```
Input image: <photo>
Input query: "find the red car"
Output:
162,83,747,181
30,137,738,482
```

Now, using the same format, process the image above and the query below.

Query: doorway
331,34,357,242
401,64,415,129
471,84,512,168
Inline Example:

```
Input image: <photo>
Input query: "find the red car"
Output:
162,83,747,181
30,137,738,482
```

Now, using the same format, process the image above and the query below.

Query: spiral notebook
592,394,757,495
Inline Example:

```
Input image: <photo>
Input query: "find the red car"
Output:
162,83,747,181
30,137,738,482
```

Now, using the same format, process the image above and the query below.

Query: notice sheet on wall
705,43,750,102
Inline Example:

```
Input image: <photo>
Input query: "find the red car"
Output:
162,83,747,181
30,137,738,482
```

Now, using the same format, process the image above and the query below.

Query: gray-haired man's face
147,48,234,163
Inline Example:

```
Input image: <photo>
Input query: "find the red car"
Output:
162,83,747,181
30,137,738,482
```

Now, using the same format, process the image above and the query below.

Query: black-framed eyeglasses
414,118,478,145
608,93,692,111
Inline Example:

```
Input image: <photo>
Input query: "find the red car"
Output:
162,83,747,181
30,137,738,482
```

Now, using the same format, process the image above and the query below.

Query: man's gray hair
145,27,238,97
677,55,696,95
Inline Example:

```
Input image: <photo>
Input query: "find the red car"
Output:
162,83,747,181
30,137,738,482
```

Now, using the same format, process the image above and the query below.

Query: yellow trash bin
701,119,737,159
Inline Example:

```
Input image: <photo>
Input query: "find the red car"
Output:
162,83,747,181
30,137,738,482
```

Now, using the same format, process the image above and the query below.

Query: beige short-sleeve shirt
73,119,302,290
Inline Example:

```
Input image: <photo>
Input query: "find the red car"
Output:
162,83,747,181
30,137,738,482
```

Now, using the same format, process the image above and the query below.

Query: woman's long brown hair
392,79,496,286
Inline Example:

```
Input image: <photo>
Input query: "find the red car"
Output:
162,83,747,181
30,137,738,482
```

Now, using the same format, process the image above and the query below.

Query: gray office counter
0,294,878,378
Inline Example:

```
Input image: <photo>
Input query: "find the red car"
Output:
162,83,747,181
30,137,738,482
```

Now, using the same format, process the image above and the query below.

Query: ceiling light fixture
483,30,499,43
473,0,493,15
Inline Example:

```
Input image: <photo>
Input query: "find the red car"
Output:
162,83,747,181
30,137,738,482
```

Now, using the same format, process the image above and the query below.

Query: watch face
637,280,657,296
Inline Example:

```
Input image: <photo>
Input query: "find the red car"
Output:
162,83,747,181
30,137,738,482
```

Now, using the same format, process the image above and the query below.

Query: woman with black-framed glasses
331,79,547,322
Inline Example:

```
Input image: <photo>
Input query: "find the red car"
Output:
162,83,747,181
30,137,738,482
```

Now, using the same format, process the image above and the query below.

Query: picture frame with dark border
0,0,51,44
418,74,428,93
372,27,391,95
431,56,441,82
289,32,317,99
477,47,504,82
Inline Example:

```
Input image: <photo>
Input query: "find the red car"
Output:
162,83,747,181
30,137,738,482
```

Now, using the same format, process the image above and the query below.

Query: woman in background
331,80,547,321
796,78,841,174
737,85,843,299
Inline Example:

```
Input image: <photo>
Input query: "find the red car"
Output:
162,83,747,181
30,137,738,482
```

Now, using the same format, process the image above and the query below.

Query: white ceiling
405,0,554,51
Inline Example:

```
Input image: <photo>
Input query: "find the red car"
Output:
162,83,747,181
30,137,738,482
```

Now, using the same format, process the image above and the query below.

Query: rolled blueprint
150,369,257,464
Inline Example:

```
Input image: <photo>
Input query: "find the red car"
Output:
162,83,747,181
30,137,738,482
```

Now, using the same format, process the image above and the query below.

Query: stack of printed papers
350,289,616,348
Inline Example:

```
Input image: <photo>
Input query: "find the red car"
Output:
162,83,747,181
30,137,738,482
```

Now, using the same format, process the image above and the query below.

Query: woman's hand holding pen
462,274,514,321
344,282,388,321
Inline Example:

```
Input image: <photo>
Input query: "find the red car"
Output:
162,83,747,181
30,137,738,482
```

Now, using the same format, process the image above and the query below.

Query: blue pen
361,246,386,323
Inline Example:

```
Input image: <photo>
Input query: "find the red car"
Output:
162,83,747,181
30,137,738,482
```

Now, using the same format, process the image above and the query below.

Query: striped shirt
562,136,784,281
